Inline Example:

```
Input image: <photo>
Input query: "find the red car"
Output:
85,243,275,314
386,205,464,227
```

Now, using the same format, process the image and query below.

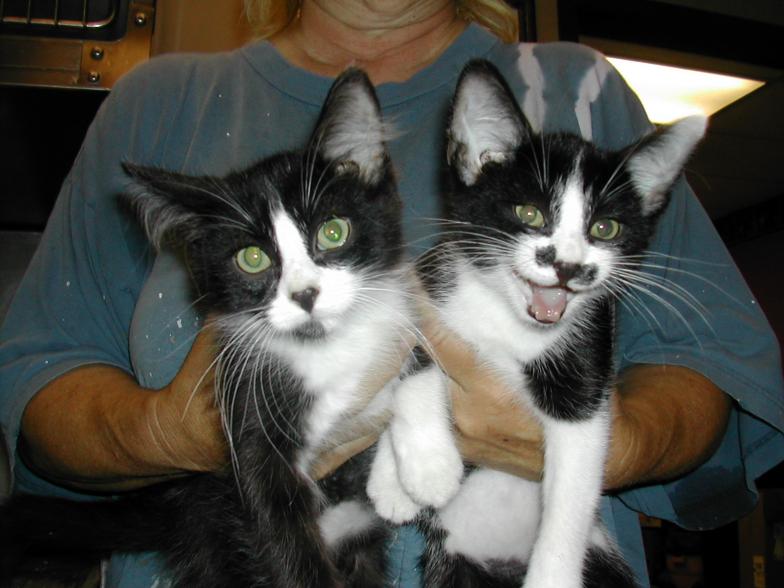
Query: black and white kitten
369,60,707,588
1,69,417,588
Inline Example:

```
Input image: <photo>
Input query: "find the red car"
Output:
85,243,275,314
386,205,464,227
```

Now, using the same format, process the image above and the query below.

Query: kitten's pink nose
291,287,320,313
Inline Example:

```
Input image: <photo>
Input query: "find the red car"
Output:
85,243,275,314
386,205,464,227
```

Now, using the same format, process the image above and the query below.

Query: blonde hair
244,1,519,43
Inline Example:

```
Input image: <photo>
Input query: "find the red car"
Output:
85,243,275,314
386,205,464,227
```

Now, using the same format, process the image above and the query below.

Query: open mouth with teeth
527,283,570,324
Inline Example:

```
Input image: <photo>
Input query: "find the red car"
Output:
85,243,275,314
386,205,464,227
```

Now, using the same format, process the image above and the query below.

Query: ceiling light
607,57,765,124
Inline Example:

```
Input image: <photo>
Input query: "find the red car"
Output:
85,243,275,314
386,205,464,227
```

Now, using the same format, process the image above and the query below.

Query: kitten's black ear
122,162,206,249
310,67,389,184
626,115,707,215
448,59,531,186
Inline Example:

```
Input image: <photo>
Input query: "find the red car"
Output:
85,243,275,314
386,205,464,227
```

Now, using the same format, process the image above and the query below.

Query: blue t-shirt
1,24,782,587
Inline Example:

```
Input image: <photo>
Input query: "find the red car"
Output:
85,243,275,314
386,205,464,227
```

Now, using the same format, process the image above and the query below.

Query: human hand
147,325,228,473
311,433,379,480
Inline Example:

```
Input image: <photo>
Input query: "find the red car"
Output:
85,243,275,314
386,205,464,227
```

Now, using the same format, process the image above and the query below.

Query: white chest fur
434,259,614,588
271,285,411,464
440,263,564,383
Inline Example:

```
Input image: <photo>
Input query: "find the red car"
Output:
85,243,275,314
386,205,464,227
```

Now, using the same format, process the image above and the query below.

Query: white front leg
367,430,422,523
523,410,610,588
390,364,464,508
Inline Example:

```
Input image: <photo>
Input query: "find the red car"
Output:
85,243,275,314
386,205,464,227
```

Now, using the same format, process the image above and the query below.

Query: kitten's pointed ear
311,68,389,184
448,59,530,186
122,162,205,250
627,115,707,215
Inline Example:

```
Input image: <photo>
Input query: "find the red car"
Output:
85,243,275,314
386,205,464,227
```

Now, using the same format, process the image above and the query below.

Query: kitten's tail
0,487,174,581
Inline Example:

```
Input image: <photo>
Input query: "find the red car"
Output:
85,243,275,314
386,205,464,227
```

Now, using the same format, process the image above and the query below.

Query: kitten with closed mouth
0,68,428,588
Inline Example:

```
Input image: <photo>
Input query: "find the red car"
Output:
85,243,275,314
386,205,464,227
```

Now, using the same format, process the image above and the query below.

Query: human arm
607,364,731,489
0,55,255,496
427,317,731,491
20,328,227,493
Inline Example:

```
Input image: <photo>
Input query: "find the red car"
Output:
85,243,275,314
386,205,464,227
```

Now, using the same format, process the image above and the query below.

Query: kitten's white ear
313,68,390,184
627,115,708,215
448,60,529,186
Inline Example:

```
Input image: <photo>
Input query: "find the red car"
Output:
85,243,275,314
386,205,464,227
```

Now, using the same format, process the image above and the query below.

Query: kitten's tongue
529,285,568,323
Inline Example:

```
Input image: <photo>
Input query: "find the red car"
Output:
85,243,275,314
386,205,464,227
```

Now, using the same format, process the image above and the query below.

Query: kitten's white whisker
611,277,706,347
420,216,517,240
352,291,442,375
604,280,665,334
599,136,645,198
612,267,713,331
219,315,301,481
613,267,711,318
602,178,635,201
191,177,254,226
260,341,302,447
304,124,329,208
214,312,276,471
638,250,727,268
617,258,743,308
308,172,341,214
524,139,546,191
201,214,255,235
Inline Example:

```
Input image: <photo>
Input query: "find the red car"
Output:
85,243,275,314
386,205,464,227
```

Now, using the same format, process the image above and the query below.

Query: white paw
393,432,463,508
367,432,422,524
389,367,464,508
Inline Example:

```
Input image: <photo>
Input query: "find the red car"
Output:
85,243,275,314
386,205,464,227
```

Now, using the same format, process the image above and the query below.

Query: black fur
1,69,405,588
524,297,614,421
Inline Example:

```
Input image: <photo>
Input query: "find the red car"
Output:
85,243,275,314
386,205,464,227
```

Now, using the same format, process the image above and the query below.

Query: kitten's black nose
291,287,320,313
553,261,579,285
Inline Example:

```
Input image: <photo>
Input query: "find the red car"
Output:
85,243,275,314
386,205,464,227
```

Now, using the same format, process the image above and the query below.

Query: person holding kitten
1,1,782,586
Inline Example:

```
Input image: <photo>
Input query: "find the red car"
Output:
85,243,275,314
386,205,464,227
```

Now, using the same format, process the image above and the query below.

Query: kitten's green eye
515,204,545,228
317,218,351,251
590,219,622,240
236,246,271,274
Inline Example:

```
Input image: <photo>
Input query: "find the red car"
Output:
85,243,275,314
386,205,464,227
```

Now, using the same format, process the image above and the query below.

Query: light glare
608,57,765,124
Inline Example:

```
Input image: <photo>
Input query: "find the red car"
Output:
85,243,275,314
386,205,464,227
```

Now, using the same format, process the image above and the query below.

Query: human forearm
434,310,731,490
450,361,731,491
604,364,731,490
20,331,226,492
21,365,180,491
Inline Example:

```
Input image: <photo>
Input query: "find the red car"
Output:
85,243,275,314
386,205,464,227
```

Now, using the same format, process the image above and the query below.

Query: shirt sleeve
0,60,176,496
533,42,784,530
614,164,784,529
